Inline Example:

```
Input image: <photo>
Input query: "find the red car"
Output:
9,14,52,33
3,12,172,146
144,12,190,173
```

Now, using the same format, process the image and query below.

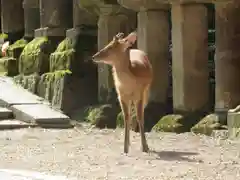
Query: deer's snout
92,52,101,62
92,49,107,62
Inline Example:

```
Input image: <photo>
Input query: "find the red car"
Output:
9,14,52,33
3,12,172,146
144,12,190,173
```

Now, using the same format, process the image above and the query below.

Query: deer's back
113,49,152,100
129,49,153,82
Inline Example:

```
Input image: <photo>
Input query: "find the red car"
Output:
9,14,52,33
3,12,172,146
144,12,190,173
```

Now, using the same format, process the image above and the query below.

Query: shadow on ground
150,150,203,163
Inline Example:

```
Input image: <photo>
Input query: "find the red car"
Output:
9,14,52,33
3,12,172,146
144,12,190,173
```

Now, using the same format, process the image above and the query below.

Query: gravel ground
0,123,239,180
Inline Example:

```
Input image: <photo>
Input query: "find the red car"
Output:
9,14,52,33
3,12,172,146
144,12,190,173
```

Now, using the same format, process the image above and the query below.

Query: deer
92,31,153,154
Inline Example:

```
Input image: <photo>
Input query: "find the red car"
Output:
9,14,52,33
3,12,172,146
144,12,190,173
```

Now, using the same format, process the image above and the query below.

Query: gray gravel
0,123,239,180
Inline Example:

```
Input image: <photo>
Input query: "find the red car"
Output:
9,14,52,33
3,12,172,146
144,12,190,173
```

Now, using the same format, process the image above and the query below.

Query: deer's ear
125,32,137,46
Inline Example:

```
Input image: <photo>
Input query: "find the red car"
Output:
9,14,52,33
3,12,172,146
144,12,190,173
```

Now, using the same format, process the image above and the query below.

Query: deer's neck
113,49,131,72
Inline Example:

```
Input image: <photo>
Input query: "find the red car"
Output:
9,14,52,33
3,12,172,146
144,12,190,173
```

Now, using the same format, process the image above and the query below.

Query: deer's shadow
150,150,203,163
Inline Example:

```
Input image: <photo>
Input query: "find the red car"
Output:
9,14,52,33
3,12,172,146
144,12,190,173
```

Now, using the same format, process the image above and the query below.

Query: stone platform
0,76,73,129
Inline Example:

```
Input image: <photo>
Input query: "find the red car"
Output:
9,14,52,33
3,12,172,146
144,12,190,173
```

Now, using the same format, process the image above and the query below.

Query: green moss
191,114,226,136
71,104,120,129
6,39,28,58
116,112,124,128
0,33,8,40
19,37,50,75
55,38,72,52
8,39,28,51
152,115,185,133
49,50,75,72
49,38,75,72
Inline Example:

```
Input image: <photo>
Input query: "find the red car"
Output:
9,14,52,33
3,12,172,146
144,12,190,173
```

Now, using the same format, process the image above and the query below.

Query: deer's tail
143,85,150,109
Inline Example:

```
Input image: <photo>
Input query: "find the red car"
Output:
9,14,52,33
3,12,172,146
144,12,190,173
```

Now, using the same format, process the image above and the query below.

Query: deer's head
92,32,137,65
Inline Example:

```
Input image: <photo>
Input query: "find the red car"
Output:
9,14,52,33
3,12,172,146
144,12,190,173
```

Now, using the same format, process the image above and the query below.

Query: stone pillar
171,3,209,113
215,1,240,111
23,0,40,39
97,5,135,103
1,0,24,42
67,0,97,37
118,0,170,131
118,0,170,104
35,0,73,37
137,9,169,104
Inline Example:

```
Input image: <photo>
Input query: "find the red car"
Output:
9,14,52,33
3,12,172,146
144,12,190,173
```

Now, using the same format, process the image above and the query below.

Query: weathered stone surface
14,74,41,94
10,104,70,124
215,1,240,111
23,0,40,38
227,112,240,139
0,57,18,76
171,3,209,112
1,0,24,33
73,0,97,27
35,0,73,37
39,0,73,29
0,108,13,119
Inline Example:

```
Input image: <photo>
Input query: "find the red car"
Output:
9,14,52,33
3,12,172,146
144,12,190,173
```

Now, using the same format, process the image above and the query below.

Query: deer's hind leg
134,91,149,152
119,97,131,154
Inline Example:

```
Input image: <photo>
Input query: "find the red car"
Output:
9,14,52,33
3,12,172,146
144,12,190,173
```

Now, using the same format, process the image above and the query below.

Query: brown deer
92,32,153,153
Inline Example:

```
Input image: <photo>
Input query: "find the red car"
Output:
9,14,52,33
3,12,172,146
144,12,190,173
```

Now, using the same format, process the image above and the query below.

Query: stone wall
0,0,99,118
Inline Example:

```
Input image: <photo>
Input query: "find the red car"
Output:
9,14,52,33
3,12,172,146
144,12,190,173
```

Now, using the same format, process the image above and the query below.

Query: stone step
0,76,73,129
0,107,13,120
0,81,44,107
10,104,71,125
0,120,37,130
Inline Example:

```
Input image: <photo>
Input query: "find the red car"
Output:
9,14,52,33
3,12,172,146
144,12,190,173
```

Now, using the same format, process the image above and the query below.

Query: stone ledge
66,27,97,38
34,27,66,37
0,108,13,120
10,104,71,124
118,0,169,11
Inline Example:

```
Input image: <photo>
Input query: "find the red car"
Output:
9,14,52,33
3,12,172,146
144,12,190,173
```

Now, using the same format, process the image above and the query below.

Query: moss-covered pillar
23,0,40,39
1,0,24,42
215,0,240,112
171,2,209,113
98,5,135,103
35,0,73,38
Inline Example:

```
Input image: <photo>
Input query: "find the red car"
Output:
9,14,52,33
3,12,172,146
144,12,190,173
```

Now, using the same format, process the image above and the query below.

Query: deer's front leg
119,98,131,154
